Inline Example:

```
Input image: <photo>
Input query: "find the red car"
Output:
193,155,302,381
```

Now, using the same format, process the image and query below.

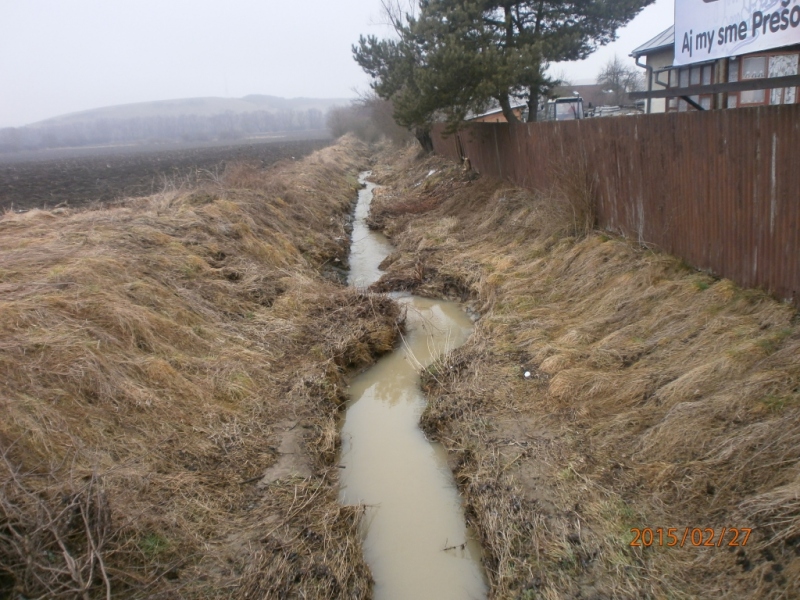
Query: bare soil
366,144,800,599
0,137,330,212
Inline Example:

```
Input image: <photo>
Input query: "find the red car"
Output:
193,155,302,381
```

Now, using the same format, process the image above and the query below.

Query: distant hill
27,95,351,128
1,95,351,152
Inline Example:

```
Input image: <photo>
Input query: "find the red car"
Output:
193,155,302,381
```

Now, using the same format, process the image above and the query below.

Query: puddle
339,173,487,600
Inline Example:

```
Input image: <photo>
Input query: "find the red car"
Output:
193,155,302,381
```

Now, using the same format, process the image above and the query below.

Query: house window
727,58,739,108
702,65,713,86
667,63,716,112
769,54,799,104
728,51,799,107
740,56,767,104
728,58,739,82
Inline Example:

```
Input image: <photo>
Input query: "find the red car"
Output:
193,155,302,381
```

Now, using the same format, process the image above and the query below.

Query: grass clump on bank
0,136,401,598
367,145,800,598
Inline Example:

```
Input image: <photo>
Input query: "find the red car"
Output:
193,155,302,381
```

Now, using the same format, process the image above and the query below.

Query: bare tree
596,55,644,106
375,0,416,35
326,92,412,144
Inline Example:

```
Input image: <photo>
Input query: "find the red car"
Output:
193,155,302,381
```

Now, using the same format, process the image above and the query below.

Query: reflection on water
340,173,487,600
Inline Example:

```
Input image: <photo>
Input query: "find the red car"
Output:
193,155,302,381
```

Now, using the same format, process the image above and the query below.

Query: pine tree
354,0,654,145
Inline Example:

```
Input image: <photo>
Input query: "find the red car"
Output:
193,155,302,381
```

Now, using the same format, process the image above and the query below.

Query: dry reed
0,136,401,598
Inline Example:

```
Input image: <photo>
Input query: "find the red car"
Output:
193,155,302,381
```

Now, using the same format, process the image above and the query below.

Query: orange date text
629,527,752,548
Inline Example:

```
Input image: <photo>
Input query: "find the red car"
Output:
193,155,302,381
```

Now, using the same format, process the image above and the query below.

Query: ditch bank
364,145,800,599
0,136,401,599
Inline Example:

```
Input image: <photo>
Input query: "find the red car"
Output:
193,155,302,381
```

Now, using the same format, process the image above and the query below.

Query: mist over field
0,0,673,132
0,95,347,153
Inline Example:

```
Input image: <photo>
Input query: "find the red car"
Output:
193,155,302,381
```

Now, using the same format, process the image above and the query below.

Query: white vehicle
541,97,584,121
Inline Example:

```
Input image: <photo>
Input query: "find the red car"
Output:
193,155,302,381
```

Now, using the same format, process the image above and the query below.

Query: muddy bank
0,136,401,598
365,145,800,598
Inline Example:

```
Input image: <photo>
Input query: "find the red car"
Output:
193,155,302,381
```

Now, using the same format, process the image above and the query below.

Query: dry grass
0,136,402,598
236,472,371,599
370,144,800,598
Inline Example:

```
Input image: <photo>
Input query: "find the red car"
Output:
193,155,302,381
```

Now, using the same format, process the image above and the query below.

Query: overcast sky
0,0,674,128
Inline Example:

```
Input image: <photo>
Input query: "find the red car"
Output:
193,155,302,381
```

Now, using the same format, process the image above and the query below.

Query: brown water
346,176,393,289
339,173,487,600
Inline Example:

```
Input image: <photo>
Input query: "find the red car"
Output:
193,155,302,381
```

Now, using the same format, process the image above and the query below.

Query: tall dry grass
369,144,800,598
0,136,401,598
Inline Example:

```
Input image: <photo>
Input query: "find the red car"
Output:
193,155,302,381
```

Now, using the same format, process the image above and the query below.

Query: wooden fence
432,104,800,304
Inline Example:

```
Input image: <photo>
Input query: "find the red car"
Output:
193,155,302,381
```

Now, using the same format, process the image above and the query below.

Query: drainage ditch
338,172,487,600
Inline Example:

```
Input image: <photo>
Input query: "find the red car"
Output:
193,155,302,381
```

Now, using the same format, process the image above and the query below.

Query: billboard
675,0,800,66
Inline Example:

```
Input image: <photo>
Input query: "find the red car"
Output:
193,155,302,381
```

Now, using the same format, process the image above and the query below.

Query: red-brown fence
432,105,800,305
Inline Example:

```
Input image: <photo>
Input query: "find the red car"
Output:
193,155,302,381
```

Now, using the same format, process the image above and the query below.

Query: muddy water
346,177,393,288
340,173,487,600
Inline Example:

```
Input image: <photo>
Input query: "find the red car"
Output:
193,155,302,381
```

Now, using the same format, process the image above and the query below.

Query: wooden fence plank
431,104,800,305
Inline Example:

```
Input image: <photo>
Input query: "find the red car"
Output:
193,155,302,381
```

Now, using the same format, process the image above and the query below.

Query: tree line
326,93,414,145
0,108,328,152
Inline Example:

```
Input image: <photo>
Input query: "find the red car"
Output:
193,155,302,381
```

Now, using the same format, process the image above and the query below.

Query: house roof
630,25,674,58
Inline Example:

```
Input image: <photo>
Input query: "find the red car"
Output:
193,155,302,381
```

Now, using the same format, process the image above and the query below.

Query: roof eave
630,43,673,59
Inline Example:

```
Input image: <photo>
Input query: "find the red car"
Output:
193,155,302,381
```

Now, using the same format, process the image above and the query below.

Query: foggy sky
0,0,674,128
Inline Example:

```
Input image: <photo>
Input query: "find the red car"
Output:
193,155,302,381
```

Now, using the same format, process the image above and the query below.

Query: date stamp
630,527,752,548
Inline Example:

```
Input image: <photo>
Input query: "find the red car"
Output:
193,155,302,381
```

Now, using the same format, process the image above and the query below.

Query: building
550,84,622,110
630,26,675,113
631,17,799,113
468,105,526,123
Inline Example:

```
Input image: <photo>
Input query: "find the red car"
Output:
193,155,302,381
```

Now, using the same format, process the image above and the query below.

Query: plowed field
0,137,329,211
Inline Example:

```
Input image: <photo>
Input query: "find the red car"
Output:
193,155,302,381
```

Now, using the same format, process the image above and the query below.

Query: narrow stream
339,173,487,600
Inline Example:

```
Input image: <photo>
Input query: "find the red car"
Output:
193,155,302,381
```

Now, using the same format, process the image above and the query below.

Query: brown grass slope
0,136,401,599
367,146,800,599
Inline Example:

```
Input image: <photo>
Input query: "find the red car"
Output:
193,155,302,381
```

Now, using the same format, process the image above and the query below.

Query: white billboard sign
675,0,800,66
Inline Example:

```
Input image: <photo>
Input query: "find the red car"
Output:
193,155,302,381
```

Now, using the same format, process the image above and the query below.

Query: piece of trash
524,371,531,378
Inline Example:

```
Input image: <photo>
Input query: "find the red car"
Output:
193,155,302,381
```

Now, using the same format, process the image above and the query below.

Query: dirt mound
367,144,800,598
0,136,401,598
